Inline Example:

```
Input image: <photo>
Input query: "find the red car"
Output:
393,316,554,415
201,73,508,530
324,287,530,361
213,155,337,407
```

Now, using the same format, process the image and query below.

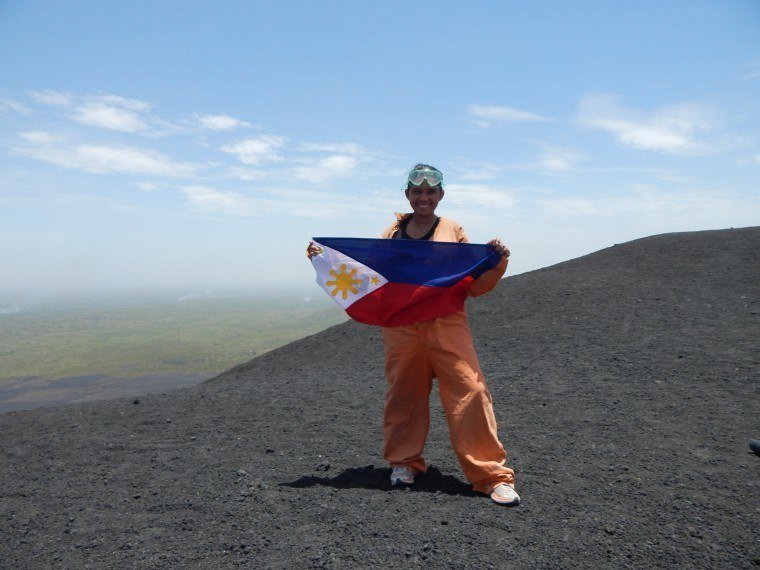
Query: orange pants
381,310,515,494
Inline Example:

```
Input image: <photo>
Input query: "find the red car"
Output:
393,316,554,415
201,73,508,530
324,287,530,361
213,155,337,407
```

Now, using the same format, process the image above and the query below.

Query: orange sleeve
467,255,508,297
381,223,398,239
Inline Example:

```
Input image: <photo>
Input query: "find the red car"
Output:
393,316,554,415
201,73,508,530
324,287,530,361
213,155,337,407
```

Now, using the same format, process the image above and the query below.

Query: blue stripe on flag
313,237,501,287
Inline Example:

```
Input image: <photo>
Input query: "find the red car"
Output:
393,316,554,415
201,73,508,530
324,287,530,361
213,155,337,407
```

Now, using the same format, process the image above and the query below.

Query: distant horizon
2,222,757,308
0,284,339,312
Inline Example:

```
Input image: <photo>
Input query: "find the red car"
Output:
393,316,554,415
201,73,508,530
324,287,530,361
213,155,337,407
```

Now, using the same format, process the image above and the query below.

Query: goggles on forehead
407,167,443,187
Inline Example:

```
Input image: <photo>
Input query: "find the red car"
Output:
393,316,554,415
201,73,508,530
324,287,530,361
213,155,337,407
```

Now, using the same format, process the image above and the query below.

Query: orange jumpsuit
380,213,514,494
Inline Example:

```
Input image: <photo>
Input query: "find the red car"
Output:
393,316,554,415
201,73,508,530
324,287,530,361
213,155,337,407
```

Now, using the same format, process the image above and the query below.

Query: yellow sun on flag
326,264,362,299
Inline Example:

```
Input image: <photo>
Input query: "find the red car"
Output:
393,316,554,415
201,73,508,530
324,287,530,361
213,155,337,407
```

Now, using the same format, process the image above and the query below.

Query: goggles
407,167,443,187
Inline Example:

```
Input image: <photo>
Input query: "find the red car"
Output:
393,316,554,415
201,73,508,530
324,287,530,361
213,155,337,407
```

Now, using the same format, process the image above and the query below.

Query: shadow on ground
281,465,479,497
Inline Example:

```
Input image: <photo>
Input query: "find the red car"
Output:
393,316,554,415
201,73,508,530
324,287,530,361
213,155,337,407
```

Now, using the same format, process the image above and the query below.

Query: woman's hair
411,163,440,171
407,163,443,190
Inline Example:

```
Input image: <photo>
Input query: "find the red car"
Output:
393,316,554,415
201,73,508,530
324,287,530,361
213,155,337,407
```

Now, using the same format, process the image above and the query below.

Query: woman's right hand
487,237,510,258
306,240,322,259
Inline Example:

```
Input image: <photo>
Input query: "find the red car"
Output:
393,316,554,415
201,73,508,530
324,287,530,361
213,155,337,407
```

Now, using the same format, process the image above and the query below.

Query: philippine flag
310,237,502,327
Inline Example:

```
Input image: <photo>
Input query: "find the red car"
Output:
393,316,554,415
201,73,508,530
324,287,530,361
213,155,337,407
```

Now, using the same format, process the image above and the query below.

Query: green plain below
0,295,346,411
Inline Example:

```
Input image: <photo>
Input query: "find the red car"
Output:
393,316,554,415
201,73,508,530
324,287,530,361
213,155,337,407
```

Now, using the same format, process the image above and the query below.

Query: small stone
252,479,268,489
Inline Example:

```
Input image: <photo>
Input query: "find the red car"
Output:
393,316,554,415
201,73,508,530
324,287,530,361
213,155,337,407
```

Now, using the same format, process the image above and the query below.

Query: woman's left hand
488,238,510,258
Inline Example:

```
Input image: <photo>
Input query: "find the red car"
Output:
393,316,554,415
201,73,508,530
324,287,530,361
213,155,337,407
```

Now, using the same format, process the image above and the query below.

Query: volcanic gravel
1,227,759,568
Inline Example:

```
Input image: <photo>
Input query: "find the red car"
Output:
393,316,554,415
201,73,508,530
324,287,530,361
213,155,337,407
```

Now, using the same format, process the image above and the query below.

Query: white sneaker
390,466,415,486
490,483,520,506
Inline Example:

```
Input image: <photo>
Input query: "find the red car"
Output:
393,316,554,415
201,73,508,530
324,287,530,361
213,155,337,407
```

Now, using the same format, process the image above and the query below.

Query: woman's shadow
281,465,478,497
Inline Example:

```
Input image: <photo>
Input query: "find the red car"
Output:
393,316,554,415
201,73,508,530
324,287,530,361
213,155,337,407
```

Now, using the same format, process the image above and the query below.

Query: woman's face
405,181,444,217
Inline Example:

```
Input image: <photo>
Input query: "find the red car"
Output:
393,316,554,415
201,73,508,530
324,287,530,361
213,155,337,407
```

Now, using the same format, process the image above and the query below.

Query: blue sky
1,1,758,300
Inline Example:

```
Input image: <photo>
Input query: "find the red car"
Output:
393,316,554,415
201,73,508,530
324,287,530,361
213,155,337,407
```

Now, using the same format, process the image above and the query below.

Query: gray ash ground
1,227,759,568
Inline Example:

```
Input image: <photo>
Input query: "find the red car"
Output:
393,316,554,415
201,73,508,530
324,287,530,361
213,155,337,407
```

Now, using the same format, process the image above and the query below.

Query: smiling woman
307,163,519,506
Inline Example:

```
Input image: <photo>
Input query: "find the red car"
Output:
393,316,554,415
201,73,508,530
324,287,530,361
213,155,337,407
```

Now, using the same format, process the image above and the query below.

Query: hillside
1,227,758,568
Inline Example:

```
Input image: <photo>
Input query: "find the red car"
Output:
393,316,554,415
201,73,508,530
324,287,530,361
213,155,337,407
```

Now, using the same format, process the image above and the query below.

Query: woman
308,163,519,506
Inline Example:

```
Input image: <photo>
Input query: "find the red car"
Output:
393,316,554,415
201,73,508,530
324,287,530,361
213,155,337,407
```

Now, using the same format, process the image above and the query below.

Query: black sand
1,227,758,568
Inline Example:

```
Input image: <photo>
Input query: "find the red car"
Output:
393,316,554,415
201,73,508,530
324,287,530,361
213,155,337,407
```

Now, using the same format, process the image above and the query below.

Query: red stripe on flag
345,277,474,327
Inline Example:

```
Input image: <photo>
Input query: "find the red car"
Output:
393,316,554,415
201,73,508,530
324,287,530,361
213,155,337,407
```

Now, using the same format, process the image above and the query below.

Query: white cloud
19,131,60,144
197,114,252,131
259,187,386,218
221,135,287,164
89,94,151,111
453,147,585,179
226,166,268,181
28,91,183,136
735,153,760,166
298,142,367,154
147,117,188,137
1,189,141,215
535,144,586,174
443,183,516,209
180,185,291,217
537,185,759,220
578,93,717,154
467,104,546,128
291,141,374,184
70,95,152,133
539,195,618,217
0,97,30,115
28,89,73,106
136,181,159,191
13,140,197,177
293,154,360,184
182,185,249,212
642,168,690,184
452,161,504,181
740,61,760,80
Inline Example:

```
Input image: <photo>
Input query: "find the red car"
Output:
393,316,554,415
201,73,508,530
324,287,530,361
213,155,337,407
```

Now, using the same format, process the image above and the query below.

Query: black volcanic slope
2,227,759,568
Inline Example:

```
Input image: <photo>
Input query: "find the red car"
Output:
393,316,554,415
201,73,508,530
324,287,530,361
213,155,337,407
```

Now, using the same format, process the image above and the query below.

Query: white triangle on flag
310,240,388,310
